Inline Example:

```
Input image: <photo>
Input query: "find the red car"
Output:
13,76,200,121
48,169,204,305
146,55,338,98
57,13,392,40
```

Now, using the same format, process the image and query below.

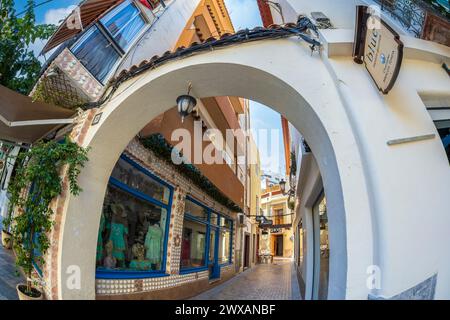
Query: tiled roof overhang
84,19,321,109
42,0,125,54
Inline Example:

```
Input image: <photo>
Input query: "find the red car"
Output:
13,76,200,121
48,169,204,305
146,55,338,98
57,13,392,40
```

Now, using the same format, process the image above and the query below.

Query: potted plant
1,215,12,249
7,137,88,300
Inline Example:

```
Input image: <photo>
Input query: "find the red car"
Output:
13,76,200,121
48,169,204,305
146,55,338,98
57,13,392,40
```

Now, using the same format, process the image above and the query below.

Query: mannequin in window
129,243,152,270
103,240,117,269
144,221,163,270
109,204,128,268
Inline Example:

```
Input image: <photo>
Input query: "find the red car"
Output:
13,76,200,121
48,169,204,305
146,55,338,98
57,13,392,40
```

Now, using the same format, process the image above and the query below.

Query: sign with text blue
363,15,404,94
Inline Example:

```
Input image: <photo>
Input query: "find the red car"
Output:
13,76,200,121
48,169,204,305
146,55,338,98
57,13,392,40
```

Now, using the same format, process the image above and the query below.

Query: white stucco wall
117,0,200,74
54,2,450,299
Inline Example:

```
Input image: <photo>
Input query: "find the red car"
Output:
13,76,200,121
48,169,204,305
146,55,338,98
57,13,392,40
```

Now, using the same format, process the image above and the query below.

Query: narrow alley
191,259,301,300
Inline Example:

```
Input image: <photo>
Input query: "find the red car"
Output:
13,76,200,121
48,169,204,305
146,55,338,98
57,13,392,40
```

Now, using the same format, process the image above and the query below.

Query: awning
41,0,124,54
0,85,76,144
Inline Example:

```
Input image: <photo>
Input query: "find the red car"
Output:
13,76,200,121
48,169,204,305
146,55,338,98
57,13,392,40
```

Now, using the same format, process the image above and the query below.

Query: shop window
180,198,233,272
111,157,170,204
210,212,219,225
185,198,208,220
218,228,231,264
96,155,172,276
180,219,207,269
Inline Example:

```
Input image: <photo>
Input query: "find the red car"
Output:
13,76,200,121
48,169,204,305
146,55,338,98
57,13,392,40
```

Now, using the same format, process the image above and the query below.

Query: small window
72,26,120,83
100,0,146,51
111,157,170,204
185,199,208,221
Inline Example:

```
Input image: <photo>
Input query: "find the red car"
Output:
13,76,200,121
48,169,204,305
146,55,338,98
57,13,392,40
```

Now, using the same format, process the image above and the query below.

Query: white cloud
225,0,263,31
44,5,77,25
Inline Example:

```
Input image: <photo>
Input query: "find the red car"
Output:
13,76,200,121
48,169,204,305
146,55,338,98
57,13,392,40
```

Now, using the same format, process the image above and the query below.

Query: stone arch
57,38,374,299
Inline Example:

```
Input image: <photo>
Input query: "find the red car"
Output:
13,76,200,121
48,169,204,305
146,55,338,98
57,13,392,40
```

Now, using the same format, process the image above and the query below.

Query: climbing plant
5,137,89,296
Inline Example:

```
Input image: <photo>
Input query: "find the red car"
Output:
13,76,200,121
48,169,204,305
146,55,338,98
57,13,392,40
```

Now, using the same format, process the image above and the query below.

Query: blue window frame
100,0,146,51
96,154,173,279
71,0,147,84
180,196,233,275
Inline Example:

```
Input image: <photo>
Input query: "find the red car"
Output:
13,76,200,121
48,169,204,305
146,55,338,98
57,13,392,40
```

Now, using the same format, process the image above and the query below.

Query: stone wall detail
369,274,437,300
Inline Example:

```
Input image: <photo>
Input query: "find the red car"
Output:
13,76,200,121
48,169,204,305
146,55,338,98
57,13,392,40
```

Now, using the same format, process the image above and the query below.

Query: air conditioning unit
238,213,246,227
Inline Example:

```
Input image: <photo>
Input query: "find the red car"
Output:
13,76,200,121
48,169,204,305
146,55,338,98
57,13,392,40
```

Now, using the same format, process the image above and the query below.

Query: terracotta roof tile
107,23,320,90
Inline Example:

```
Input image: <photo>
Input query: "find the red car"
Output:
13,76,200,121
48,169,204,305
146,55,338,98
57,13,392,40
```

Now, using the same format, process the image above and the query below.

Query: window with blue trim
180,197,233,272
96,155,172,275
71,0,146,83
180,199,208,269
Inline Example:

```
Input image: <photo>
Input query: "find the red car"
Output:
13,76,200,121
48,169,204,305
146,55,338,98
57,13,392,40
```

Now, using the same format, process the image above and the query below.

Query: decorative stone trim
54,48,104,100
41,109,97,300
96,271,209,295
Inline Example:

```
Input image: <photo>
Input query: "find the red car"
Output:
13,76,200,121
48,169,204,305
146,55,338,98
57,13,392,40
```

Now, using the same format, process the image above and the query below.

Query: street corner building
0,0,449,301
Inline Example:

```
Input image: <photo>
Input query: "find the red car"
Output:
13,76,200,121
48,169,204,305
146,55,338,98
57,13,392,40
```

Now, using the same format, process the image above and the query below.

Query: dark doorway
275,235,283,257
244,234,250,269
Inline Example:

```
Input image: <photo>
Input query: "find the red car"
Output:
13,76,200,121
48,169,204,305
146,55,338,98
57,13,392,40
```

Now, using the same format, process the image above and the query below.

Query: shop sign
353,6,403,94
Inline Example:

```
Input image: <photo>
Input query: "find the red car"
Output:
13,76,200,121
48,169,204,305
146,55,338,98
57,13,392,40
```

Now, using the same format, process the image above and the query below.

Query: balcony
373,0,449,46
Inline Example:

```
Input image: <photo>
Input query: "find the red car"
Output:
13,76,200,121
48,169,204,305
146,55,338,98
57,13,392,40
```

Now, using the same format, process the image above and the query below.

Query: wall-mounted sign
353,6,403,94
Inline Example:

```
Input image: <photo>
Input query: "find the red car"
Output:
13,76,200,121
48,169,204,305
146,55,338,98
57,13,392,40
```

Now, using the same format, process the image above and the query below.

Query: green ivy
140,134,243,212
5,136,89,295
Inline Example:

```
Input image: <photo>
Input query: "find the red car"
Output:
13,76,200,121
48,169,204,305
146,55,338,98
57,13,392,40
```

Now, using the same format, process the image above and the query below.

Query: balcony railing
373,0,449,46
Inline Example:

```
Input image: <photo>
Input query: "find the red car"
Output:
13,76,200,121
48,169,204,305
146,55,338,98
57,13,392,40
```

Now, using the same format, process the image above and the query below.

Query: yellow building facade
260,185,294,259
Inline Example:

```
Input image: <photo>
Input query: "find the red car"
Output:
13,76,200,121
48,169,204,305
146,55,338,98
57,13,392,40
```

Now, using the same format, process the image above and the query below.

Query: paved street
191,258,301,300
0,218,22,300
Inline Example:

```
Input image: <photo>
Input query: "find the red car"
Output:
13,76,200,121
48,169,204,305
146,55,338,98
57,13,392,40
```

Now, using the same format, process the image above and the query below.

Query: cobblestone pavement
191,258,302,300
0,219,22,300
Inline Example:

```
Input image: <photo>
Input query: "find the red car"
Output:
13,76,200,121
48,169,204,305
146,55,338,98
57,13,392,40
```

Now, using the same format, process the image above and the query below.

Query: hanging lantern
176,83,196,123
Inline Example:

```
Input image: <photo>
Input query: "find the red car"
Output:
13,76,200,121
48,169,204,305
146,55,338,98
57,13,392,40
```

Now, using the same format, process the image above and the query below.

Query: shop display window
218,228,231,264
180,198,233,272
96,155,172,275
180,219,207,269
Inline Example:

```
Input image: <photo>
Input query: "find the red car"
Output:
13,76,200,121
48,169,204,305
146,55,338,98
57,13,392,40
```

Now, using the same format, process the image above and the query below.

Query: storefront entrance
243,234,250,269
275,235,283,257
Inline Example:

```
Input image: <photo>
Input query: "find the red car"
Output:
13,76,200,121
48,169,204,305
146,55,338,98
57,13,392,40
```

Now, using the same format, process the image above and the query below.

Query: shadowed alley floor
191,258,301,300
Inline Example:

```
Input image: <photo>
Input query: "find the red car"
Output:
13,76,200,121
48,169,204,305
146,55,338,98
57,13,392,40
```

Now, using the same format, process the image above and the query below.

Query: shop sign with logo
353,6,404,94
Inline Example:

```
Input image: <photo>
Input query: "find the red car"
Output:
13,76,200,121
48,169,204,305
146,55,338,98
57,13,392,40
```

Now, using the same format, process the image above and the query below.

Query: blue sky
15,0,285,175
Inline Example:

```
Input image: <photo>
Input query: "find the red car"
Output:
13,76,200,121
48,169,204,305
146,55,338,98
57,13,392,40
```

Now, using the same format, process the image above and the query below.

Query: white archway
57,38,374,299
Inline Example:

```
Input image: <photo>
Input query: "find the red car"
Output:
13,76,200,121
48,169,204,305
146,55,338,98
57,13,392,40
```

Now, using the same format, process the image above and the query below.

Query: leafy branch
6,136,89,295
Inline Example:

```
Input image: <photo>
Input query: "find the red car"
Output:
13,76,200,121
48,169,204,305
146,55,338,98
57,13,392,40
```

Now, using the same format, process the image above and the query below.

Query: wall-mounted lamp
176,83,197,123
279,178,287,194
